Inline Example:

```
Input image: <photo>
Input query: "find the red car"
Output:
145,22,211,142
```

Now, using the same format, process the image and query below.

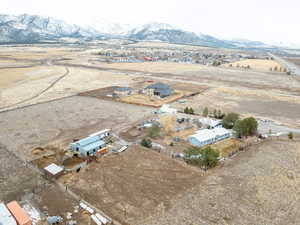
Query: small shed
44,163,64,178
0,203,17,225
6,201,32,225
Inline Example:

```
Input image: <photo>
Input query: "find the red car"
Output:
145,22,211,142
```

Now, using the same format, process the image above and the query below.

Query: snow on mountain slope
0,14,99,42
0,13,295,49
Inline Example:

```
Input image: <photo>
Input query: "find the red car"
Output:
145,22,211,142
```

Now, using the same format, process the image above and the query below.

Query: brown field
98,61,204,74
59,145,203,225
211,138,241,157
0,66,137,110
0,96,153,160
140,138,300,225
0,66,65,89
286,57,300,66
223,59,285,72
0,144,45,202
121,91,185,107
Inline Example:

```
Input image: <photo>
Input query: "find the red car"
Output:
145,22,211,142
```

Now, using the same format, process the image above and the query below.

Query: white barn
188,128,231,147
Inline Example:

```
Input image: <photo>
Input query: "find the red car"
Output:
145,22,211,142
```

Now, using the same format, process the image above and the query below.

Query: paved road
258,119,300,136
269,53,300,76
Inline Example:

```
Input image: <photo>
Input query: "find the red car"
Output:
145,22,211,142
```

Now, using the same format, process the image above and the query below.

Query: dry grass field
98,62,204,74
171,86,300,128
59,145,203,225
0,144,45,202
120,91,185,107
211,138,241,157
0,65,136,110
140,138,300,225
223,59,285,72
286,57,300,66
0,96,153,160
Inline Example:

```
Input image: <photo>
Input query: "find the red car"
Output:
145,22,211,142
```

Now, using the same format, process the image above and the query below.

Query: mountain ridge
0,13,289,49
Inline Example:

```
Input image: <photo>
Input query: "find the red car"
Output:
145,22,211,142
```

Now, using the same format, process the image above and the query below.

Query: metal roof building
145,82,174,98
188,128,231,147
44,163,64,178
0,202,17,225
70,135,106,157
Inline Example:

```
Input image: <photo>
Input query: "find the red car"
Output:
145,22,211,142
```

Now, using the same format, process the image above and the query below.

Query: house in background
113,86,133,96
188,128,231,147
144,82,174,98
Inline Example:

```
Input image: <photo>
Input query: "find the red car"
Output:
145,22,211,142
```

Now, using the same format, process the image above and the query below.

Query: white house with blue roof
70,133,107,157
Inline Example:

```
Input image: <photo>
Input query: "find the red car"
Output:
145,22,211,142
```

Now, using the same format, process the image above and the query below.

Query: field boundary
0,67,70,111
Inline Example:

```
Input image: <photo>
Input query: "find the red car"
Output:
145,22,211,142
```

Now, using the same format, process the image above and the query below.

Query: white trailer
89,129,111,139
95,213,109,225
91,215,103,225
79,202,94,214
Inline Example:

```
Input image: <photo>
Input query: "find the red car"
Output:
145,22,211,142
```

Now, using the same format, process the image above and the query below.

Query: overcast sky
2,0,300,45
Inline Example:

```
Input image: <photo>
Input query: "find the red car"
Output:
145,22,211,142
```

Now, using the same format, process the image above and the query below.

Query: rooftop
114,87,133,92
44,163,64,175
74,135,100,147
190,128,231,142
146,82,172,90
81,140,106,153
0,203,17,225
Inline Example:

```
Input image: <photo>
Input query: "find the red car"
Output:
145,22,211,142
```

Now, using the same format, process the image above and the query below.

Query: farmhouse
70,130,110,157
145,82,174,98
188,128,231,147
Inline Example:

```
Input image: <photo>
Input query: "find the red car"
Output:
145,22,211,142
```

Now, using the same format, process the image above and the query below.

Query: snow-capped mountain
0,14,99,43
127,22,203,45
0,13,296,49
80,18,134,36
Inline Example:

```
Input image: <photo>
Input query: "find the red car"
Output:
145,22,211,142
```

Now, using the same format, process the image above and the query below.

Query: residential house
144,82,174,98
188,128,231,147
